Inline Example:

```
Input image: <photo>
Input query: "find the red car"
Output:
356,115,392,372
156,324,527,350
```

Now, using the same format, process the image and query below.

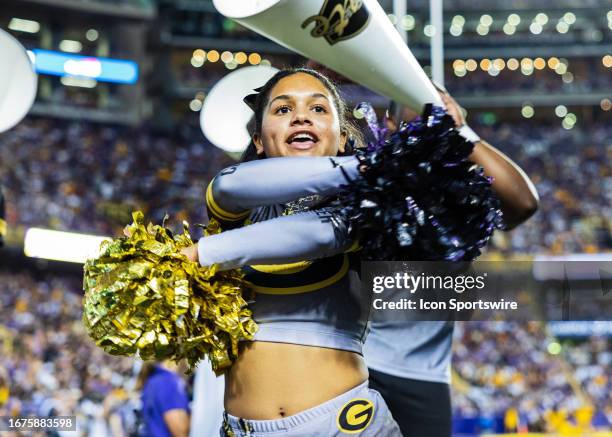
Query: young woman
182,68,402,436
180,67,536,436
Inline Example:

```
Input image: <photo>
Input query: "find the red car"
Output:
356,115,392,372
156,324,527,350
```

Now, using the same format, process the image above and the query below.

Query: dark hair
240,68,363,162
135,361,157,390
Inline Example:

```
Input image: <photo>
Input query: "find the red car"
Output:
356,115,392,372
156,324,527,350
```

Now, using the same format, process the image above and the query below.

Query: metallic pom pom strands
82,211,257,373
335,104,504,261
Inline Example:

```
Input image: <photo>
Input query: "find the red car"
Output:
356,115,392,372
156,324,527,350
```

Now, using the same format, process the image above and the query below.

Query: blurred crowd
0,117,233,238
0,271,141,436
1,272,609,435
473,120,612,255
1,116,611,255
452,321,611,433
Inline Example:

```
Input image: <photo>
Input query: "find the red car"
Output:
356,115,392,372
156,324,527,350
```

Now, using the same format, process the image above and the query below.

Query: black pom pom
334,105,504,261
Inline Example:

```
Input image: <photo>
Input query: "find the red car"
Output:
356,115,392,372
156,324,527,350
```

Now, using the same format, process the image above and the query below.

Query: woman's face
254,72,347,158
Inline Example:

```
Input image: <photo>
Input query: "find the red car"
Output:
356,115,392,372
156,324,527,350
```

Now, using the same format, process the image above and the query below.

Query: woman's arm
441,93,539,229
469,140,539,229
206,156,360,227
181,208,356,269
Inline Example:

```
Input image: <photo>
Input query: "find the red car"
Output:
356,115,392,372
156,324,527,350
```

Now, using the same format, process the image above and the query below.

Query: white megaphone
212,0,443,111
0,28,38,133
200,65,278,159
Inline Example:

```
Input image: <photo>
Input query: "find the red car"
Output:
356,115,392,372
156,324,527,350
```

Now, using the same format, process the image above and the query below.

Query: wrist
457,124,481,143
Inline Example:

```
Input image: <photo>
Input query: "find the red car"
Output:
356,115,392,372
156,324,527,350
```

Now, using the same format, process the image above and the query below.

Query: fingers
440,93,466,128
180,245,199,263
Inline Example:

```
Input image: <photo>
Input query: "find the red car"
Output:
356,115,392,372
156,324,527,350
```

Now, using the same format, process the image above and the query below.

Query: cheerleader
182,68,401,436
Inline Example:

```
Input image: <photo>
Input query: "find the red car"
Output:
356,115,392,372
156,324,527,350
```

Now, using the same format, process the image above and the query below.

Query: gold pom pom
82,211,257,373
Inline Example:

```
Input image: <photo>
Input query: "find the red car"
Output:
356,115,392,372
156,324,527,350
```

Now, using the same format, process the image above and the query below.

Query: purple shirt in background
141,365,190,437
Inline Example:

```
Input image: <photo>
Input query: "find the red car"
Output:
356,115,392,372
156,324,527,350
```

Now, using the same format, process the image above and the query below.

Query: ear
253,133,265,156
338,130,348,154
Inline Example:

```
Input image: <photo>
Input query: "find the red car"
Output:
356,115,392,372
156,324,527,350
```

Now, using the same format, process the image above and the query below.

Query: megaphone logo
301,0,370,45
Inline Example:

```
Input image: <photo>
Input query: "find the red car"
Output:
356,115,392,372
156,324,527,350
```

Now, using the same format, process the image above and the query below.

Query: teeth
291,133,315,141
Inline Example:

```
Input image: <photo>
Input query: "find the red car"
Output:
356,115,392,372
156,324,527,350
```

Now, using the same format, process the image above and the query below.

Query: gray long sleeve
198,209,354,271
206,155,360,225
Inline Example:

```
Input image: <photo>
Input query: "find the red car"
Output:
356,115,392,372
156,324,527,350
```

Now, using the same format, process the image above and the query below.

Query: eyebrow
269,93,329,106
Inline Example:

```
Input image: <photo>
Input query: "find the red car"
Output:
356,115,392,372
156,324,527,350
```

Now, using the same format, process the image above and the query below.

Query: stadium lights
556,21,569,34
191,56,205,67
24,228,109,264
8,18,40,33
562,12,576,25
85,29,99,42
401,15,415,31
529,23,543,34
534,13,548,26
60,76,97,88
547,342,562,355
479,14,493,27
450,25,463,37
547,57,560,69
64,58,102,77
507,58,519,70
555,105,568,118
507,14,520,26
33,49,138,84
493,58,505,70
452,15,465,26
189,99,203,111
248,53,261,65
221,51,233,63
207,50,220,62
533,58,546,70
450,15,464,37
423,24,436,37
476,24,489,36
521,104,534,118
503,23,516,35
562,113,577,129
562,72,574,83
234,52,247,64
59,39,83,53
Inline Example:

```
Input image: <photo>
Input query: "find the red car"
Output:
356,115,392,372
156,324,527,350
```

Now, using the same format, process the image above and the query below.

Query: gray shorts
220,380,402,436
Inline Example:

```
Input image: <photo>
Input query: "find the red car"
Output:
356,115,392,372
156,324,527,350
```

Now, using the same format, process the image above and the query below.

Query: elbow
211,171,238,199
502,193,539,230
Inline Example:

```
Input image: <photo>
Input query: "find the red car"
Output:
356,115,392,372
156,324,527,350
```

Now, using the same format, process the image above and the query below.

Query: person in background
364,88,539,437
137,361,190,437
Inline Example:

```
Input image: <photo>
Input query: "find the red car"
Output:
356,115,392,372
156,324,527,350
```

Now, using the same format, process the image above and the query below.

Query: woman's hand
440,92,466,128
180,244,199,263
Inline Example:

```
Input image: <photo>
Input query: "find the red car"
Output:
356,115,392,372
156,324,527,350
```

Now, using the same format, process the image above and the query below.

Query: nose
290,105,312,125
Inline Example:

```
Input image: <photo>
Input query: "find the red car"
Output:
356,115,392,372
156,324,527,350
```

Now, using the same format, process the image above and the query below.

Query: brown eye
275,106,291,114
312,105,326,113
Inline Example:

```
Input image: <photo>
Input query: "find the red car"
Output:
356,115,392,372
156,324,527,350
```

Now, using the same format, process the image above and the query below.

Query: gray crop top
197,156,370,353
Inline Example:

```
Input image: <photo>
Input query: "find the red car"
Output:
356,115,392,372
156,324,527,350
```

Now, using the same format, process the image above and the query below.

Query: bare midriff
224,341,368,420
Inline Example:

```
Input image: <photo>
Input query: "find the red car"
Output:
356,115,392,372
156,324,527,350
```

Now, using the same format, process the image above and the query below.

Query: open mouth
286,131,319,149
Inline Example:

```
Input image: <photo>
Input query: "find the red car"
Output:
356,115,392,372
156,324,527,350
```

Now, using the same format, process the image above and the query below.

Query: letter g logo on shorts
336,398,374,433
